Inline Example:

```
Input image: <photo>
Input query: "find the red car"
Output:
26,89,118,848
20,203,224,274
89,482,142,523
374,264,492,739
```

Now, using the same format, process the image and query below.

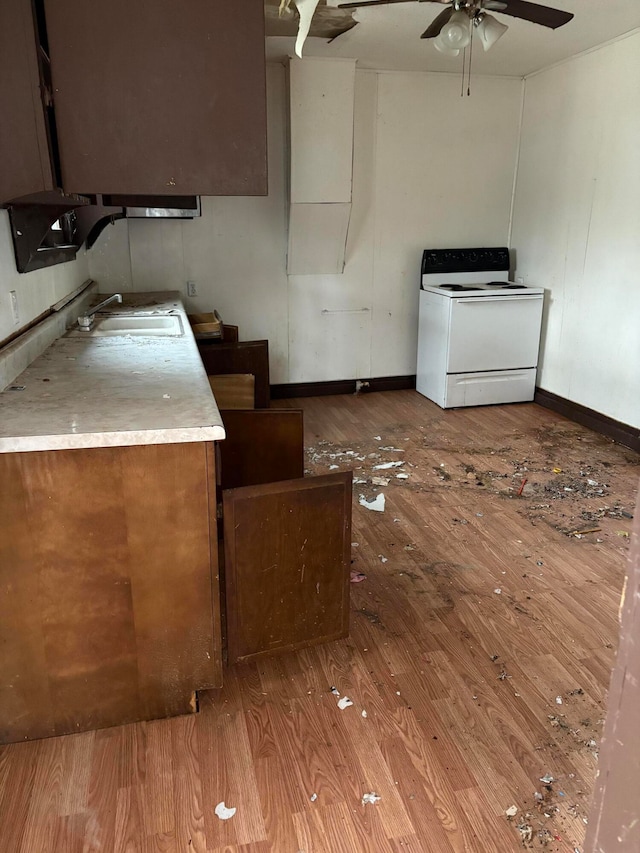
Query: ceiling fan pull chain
460,44,466,97
467,19,474,96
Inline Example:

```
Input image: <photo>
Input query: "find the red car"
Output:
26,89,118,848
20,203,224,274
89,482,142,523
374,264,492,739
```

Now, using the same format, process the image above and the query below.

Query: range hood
99,195,201,219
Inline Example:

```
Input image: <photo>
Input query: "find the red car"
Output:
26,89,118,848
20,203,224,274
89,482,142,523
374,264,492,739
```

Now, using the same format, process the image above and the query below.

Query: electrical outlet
187,280,197,297
9,291,19,325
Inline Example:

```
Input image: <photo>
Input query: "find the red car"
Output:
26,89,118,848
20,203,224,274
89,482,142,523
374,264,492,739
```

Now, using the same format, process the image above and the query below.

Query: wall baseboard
534,387,639,453
270,375,416,400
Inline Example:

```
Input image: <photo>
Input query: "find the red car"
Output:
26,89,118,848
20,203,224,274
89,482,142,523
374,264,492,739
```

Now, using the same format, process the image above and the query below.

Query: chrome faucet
77,293,123,331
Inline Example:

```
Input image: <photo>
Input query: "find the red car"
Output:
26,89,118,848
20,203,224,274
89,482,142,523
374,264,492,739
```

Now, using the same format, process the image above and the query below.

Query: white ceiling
266,0,640,77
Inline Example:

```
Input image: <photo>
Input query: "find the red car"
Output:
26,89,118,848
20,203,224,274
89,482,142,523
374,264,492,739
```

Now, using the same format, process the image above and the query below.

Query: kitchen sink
75,314,184,337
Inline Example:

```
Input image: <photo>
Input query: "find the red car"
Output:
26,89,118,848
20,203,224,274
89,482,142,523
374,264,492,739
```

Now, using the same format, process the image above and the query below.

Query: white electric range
416,247,544,409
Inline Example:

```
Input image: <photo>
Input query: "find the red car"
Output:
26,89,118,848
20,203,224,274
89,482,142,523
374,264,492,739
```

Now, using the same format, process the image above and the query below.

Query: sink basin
87,314,184,337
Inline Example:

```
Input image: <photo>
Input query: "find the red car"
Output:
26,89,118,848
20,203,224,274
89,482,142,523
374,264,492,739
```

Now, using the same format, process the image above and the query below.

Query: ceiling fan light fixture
433,34,460,56
439,9,471,50
475,13,508,52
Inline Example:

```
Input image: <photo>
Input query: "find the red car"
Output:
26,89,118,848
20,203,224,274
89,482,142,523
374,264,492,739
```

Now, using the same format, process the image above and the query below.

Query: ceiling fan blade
338,0,445,9
497,0,574,29
421,7,453,39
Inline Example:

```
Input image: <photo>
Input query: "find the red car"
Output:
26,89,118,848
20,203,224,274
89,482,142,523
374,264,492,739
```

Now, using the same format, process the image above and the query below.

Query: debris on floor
506,805,518,817
516,822,533,843
214,802,236,820
371,476,390,486
310,792,318,802
350,571,367,583
359,493,385,512
361,792,381,805
373,461,404,470
337,696,354,710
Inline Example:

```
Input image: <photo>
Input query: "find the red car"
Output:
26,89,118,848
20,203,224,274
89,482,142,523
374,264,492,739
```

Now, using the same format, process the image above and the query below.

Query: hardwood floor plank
52,813,89,853
171,715,207,852
82,728,120,853
252,756,300,850
114,786,143,853
19,734,65,852
119,723,146,790
379,737,459,853
59,731,95,817
0,744,37,853
141,720,175,837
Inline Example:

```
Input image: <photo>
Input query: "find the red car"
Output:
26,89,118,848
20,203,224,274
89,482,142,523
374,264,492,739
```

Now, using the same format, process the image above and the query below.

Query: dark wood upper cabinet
43,0,268,197
0,0,54,204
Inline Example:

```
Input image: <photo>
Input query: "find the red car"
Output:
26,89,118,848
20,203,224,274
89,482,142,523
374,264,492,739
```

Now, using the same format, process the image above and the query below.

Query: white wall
89,64,523,385
511,32,640,429
0,210,89,342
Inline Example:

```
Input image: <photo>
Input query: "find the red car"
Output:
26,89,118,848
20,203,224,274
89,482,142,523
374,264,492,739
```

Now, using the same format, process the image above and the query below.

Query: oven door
446,294,543,374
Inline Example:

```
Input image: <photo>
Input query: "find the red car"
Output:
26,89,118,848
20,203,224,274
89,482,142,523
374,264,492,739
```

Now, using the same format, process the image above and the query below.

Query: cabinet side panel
0,0,53,203
44,0,267,196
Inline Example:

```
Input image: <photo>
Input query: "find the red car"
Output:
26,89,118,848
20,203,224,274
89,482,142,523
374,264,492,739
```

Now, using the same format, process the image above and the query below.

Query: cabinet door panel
44,0,267,196
224,472,352,663
0,0,54,203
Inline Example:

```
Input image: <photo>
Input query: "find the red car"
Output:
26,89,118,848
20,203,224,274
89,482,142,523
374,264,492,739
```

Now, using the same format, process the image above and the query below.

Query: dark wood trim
535,387,639,453
270,375,416,400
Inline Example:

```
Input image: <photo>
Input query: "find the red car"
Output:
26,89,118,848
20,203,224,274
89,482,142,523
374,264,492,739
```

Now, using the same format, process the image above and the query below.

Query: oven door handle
457,295,543,303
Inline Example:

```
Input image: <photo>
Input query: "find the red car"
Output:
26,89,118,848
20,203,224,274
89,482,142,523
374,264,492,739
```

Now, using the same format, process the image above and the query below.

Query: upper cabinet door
0,0,54,204
44,0,267,197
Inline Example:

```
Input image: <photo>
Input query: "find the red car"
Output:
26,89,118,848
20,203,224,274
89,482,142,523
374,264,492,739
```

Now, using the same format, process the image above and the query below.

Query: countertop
0,292,226,453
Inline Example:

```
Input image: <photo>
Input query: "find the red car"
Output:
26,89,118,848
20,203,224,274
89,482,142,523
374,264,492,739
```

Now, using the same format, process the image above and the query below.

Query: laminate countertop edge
0,291,226,453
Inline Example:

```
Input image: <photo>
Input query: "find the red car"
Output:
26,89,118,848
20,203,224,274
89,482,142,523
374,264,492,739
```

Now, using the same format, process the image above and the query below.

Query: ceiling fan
336,0,574,54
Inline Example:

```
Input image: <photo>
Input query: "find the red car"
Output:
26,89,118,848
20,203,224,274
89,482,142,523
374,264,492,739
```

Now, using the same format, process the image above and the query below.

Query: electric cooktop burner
438,282,528,291
439,284,476,291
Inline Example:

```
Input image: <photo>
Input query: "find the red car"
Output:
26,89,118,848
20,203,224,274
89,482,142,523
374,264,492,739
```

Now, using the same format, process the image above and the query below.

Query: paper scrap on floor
359,493,385,512
215,802,236,820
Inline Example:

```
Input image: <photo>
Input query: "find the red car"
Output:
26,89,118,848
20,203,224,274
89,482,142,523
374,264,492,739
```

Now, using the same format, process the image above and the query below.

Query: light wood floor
1,391,638,853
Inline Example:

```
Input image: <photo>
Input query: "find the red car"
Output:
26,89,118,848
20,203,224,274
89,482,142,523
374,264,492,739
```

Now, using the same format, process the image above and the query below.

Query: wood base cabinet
0,441,222,744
